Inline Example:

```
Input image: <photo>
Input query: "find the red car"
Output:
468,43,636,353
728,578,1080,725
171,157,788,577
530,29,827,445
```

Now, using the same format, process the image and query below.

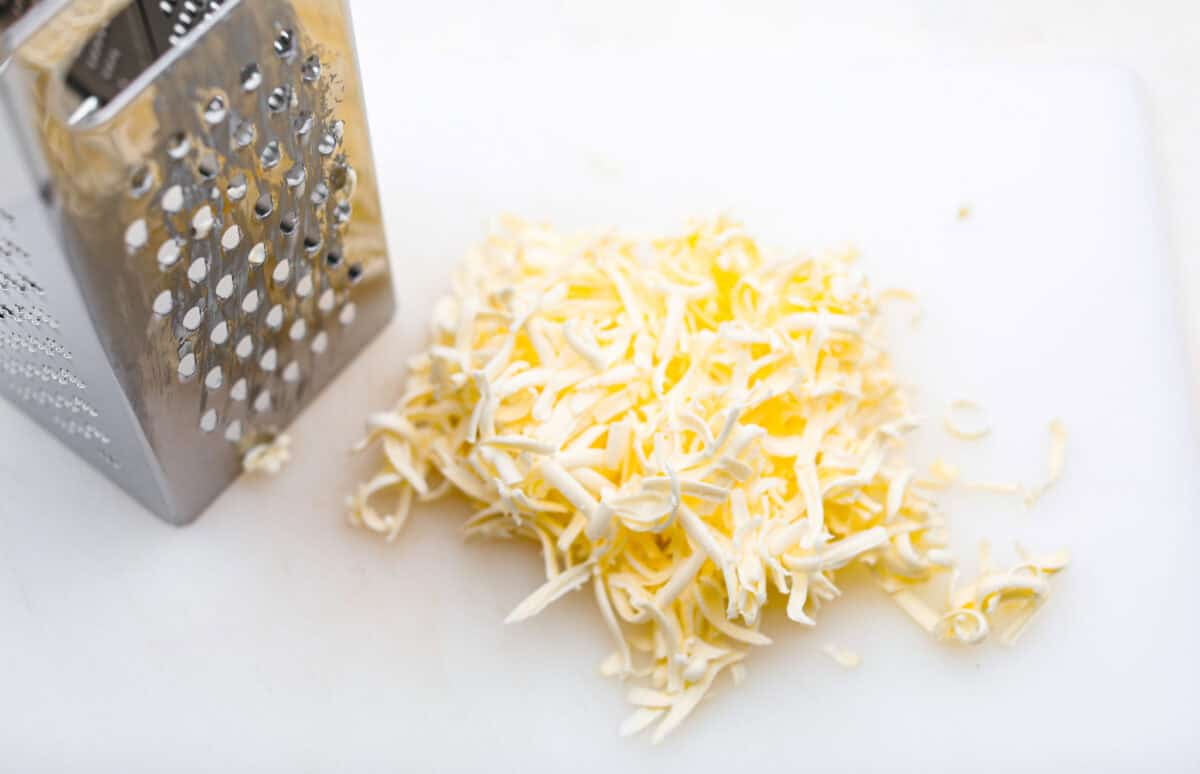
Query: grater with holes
0,0,394,524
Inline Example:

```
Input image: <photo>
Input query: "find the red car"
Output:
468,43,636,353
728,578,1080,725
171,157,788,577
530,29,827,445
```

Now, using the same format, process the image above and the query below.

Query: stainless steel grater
0,0,394,524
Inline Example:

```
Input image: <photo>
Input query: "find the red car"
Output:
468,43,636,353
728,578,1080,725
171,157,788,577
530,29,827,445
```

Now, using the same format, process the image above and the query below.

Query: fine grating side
0,205,123,471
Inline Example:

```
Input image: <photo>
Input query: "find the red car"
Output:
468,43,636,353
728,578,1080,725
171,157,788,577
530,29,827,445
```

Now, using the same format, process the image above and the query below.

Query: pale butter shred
242,433,292,475
349,216,1068,742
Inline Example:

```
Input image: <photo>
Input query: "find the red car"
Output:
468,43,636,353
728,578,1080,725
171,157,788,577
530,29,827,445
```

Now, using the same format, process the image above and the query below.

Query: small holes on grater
215,274,234,299
162,0,228,46
241,289,259,314
279,212,297,236
333,199,352,225
225,420,242,442
293,112,313,137
271,259,290,284
253,193,273,220
247,242,267,266
230,377,248,401
265,304,284,329
288,318,306,341
227,174,248,201
266,86,291,114
202,94,228,125
259,347,277,372
301,54,321,82
284,163,306,189
200,409,218,432
232,120,256,150
253,389,272,413
196,151,220,180
210,320,229,345
310,331,328,353
130,164,156,197
295,274,312,298
273,28,295,59
260,141,282,169
339,303,357,326
205,365,223,390
235,335,254,360
240,63,262,92
282,361,301,383
166,132,191,159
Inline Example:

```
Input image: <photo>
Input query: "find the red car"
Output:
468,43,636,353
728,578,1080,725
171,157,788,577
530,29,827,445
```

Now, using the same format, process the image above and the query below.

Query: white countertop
368,0,1200,413
3,2,1199,771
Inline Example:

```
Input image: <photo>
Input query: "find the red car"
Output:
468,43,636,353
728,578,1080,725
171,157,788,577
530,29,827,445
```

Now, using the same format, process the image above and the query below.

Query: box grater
0,0,394,524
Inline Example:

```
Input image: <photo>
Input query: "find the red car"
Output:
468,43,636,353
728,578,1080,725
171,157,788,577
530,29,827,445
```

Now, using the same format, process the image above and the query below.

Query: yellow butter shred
242,433,292,476
349,216,1067,741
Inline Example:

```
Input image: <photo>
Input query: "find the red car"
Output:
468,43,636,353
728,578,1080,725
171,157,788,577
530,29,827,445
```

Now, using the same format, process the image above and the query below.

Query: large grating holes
221,225,242,251
125,219,148,250
295,274,312,298
240,63,262,91
178,352,197,380
191,205,214,238
235,335,254,359
162,185,184,213
187,257,209,284
152,290,174,317
182,305,204,331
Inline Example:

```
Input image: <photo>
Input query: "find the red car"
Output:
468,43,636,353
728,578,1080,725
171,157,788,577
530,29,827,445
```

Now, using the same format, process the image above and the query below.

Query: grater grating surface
0,0,394,523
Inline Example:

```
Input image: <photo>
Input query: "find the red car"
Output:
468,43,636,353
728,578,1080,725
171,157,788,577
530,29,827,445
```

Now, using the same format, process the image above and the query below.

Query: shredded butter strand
349,216,1068,742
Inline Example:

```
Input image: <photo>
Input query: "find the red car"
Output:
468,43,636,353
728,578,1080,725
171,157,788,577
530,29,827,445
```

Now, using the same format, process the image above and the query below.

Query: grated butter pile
349,216,1067,742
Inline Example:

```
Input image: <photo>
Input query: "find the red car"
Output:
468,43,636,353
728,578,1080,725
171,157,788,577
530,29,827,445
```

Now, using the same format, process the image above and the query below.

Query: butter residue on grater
0,0,394,523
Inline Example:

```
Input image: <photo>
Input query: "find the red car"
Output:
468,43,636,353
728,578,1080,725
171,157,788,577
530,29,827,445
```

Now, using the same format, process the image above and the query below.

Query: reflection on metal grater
0,0,395,524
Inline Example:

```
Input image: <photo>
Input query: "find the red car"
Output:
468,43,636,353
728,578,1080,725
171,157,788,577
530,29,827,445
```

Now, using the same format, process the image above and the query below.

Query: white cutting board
2,41,1198,774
